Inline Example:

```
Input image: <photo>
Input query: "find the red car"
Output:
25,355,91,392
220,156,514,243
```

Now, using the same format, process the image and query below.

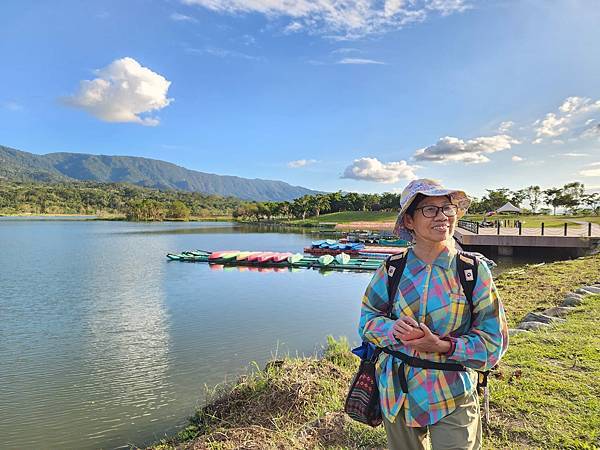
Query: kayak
379,239,410,247
236,251,255,261
220,252,240,261
335,253,351,265
247,252,268,262
272,252,293,263
209,250,240,260
287,253,303,264
257,252,278,263
318,254,334,266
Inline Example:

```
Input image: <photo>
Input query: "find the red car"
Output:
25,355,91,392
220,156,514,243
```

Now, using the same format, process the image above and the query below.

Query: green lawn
151,255,600,450
294,210,398,225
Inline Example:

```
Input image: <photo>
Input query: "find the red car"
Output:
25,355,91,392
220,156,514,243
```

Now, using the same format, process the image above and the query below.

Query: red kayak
256,252,278,263
247,252,269,262
209,250,239,260
272,252,293,263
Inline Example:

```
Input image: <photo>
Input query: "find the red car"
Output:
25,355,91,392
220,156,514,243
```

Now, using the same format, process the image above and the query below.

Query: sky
1,0,599,198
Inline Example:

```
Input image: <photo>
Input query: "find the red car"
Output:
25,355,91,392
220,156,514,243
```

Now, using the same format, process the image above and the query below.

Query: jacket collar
406,246,456,275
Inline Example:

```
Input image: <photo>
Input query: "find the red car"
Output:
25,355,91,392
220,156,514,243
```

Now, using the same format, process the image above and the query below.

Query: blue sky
1,0,599,198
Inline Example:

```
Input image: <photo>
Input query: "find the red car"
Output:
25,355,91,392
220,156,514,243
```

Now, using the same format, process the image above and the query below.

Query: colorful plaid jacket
358,246,508,426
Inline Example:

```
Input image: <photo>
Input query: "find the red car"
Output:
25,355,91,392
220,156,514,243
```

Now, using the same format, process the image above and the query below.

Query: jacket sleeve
358,264,398,348
447,260,509,370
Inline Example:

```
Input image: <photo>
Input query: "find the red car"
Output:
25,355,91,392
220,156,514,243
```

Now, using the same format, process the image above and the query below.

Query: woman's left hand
403,323,451,354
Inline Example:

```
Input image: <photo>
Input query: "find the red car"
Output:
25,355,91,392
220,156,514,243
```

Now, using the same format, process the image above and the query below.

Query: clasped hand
392,317,449,354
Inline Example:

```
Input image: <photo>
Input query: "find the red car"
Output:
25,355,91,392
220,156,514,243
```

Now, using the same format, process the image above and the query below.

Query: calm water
0,219,377,449
0,219,564,449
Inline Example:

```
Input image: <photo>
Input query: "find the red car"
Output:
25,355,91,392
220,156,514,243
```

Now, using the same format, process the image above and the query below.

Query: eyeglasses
414,204,459,218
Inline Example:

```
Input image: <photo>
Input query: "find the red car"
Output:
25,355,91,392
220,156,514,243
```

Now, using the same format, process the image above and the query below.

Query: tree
510,189,527,208
126,199,165,221
309,195,331,217
476,188,511,212
291,196,311,220
543,188,563,215
523,185,542,213
561,182,585,214
168,200,190,220
581,192,600,215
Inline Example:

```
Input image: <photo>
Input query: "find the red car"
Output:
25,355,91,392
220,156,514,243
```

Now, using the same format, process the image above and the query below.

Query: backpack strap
456,250,479,315
384,249,409,319
456,251,491,393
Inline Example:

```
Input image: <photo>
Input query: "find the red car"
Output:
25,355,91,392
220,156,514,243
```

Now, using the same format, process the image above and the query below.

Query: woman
358,179,508,450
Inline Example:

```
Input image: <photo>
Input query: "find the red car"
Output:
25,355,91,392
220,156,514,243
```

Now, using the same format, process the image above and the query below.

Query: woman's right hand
393,316,425,342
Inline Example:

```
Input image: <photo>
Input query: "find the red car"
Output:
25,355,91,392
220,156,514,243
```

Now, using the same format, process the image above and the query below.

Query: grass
293,211,398,225
148,255,600,450
488,295,600,449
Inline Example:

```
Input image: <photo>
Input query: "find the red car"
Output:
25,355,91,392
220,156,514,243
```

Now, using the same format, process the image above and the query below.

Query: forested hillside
0,180,246,220
0,145,319,201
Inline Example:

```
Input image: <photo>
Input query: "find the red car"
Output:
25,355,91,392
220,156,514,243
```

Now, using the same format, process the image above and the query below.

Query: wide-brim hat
393,178,471,240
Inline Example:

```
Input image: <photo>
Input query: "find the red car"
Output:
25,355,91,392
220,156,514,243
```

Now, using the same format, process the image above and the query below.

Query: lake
0,218,562,449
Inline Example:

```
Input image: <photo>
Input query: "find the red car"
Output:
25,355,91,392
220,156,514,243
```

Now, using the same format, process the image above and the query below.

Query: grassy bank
150,255,600,449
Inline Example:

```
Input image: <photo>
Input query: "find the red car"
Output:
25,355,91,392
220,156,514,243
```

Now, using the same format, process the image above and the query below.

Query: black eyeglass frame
413,204,459,218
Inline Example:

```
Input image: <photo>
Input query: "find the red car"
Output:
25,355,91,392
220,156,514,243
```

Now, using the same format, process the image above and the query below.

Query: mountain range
0,145,320,201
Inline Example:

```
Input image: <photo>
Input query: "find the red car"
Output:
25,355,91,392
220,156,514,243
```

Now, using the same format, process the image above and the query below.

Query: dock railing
457,219,479,234
456,219,599,237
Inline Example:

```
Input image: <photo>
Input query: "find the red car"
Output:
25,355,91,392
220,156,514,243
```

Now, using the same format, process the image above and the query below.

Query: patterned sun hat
393,179,471,240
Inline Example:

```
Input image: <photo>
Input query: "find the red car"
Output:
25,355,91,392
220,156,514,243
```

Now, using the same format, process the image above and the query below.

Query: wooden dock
454,221,600,255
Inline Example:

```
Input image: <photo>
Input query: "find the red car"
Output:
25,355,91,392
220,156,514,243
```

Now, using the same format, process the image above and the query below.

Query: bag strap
456,250,479,313
384,249,409,319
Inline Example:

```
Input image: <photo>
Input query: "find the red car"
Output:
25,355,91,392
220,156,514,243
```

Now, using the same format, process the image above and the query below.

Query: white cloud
413,134,520,164
288,159,317,168
284,21,303,33
337,57,386,65
559,152,590,157
498,120,514,133
511,155,523,162
186,46,262,60
533,96,600,143
341,157,418,183
182,0,469,39
331,47,361,54
580,162,600,177
580,168,600,177
581,123,600,139
65,57,172,126
170,12,198,22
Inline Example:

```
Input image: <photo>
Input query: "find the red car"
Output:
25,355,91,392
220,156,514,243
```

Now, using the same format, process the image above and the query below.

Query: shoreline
149,254,600,449
0,213,235,222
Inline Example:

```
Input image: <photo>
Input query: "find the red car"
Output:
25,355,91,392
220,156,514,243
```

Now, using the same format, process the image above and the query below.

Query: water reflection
81,241,175,448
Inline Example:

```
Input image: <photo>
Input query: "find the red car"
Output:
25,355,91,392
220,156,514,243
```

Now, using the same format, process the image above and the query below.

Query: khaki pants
382,390,482,450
